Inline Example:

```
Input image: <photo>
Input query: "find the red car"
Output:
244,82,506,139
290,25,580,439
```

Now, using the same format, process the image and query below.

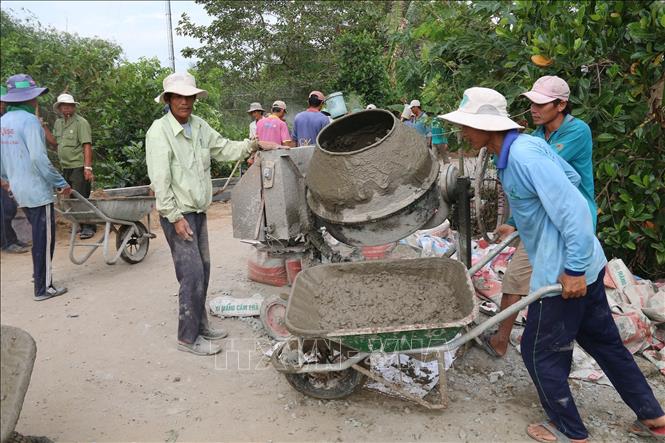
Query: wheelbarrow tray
285,257,479,353
58,196,155,223
1,325,37,443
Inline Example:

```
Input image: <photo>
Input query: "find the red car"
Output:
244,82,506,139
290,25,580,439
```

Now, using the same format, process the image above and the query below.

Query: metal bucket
306,109,446,246
324,92,348,119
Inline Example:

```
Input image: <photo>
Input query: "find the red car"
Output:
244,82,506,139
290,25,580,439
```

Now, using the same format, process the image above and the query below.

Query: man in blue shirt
441,87,665,442
483,76,597,361
292,91,330,146
409,99,430,138
1,74,72,301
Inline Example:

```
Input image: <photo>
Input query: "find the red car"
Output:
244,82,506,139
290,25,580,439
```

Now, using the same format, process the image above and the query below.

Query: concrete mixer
231,109,468,264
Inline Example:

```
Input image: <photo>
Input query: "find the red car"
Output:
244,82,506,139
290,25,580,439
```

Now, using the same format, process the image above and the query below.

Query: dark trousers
23,204,56,297
1,187,19,249
521,269,664,439
63,167,95,233
160,213,211,343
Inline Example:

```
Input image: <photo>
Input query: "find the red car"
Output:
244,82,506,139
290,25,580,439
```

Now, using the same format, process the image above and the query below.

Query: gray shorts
501,241,532,296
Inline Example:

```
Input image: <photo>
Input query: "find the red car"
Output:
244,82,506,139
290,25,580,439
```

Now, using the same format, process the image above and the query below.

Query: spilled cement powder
309,265,465,331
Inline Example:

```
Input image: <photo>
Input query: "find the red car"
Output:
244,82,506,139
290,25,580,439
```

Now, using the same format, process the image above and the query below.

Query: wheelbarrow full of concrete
1,325,37,443
271,233,561,409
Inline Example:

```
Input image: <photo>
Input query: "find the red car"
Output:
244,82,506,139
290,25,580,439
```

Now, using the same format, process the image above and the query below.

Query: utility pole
165,0,176,72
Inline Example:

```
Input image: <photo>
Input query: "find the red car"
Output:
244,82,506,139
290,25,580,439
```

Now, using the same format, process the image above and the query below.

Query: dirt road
1,202,661,442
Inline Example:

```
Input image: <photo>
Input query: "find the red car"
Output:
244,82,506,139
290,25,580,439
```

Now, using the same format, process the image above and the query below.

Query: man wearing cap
146,72,278,356
256,100,294,147
483,76,596,360
0,74,72,301
292,91,330,147
48,93,96,239
246,102,265,140
440,87,665,443
409,99,430,137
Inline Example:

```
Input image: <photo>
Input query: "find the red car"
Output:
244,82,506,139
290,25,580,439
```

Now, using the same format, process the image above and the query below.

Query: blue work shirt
292,109,330,146
412,112,430,137
497,132,607,294
1,110,68,208
532,114,596,229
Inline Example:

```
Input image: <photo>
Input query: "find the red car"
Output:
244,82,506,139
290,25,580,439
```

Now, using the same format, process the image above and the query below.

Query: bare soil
1,201,662,442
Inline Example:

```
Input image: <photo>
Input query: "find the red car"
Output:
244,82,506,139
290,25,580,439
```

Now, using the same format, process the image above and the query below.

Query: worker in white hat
146,72,279,356
408,99,429,137
441,87,665,443
48,92,96,239
246,102,265,140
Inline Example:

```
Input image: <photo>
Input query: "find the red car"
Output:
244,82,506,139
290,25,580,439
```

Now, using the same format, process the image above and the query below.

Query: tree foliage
393,0,665,277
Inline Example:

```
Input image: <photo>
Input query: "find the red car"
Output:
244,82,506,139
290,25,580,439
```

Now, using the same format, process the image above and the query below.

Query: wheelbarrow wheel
116,221,149,264
283,339,367,400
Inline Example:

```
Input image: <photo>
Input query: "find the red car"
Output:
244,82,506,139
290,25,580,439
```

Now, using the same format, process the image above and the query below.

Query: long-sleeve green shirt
145,112,256,222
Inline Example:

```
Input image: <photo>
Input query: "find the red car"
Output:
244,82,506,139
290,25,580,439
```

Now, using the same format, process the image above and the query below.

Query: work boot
34,286,68,302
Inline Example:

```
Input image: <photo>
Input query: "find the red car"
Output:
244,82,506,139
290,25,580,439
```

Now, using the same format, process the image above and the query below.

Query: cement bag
611,307,653,354
642,288,665,324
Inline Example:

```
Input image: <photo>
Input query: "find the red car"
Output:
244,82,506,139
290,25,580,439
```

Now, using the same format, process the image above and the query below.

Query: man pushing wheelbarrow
440,87,664,442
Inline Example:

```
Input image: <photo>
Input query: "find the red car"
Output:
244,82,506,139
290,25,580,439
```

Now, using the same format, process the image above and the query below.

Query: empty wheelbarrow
56,189,156,265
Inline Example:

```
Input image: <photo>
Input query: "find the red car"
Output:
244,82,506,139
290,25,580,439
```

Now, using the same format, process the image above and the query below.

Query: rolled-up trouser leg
160,213,209,344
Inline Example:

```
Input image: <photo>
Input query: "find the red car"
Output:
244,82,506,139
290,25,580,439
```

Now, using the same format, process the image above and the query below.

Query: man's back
293,110,329,146
256,115,290,145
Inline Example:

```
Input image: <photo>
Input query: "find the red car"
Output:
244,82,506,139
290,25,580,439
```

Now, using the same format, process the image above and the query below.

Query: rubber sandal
475,332,502,358
527,422,572,443
177,336,222,356
630,420,665,439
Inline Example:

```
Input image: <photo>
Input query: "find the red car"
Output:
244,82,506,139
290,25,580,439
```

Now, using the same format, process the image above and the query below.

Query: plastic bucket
325,92,347,119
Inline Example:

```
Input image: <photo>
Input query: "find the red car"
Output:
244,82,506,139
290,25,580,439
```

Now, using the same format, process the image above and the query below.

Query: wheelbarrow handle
466,230,520,277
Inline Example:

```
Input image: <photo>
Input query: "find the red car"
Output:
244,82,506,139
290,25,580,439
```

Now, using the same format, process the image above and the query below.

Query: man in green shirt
146,72,279,356
49,93,96,239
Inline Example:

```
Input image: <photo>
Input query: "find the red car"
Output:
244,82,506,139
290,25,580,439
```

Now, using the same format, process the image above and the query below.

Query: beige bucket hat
53,93,80,112
154,72,208,104
439,87,523,131
247,102,265,113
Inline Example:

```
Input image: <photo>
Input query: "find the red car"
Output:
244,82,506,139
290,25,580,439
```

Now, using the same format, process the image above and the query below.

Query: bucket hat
366,104,377,110
439,87,523,131
1,74,48,103
53,93,80,112
272,100,287,113
309,91,325,101
521,76,570,104
401,104,413,120
154,72,208,104
409,99,421,109
246,102,264,113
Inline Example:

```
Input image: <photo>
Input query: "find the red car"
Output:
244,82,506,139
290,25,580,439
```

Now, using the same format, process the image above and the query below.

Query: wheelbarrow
1,325,37,443
271,232,562,409
56,189,156,265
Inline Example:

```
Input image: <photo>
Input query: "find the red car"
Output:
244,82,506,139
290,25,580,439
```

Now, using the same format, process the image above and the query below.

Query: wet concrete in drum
313,270,463,330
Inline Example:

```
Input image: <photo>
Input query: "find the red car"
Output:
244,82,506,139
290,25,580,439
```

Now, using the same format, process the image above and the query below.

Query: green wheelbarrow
271,232,561,409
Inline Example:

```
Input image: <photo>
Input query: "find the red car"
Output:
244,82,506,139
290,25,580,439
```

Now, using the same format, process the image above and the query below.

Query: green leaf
573,38,582,51
596,133,615,142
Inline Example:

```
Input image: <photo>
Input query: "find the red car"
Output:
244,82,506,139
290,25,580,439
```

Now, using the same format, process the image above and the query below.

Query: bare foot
489,334,508,357
527,422,587,443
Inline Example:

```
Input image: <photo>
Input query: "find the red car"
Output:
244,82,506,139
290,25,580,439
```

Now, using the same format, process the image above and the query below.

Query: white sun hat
439,87,523,131
154,72,208,104
53,93,80,112
409,99,421,108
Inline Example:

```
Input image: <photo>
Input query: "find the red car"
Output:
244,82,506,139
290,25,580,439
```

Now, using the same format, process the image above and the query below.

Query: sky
1,0,213,72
